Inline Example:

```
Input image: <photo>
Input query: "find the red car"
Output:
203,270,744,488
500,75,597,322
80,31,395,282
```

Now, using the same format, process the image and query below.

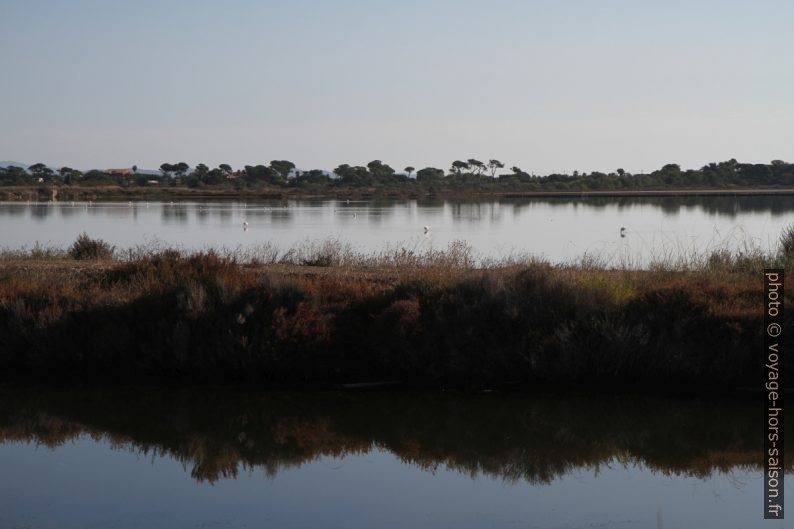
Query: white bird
424,226,430,233
243,221,249,227
352,213,357,218
620,226,626,238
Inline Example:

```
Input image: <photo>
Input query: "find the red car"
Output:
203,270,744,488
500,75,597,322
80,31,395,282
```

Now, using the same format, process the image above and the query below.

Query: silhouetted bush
68,233,114,260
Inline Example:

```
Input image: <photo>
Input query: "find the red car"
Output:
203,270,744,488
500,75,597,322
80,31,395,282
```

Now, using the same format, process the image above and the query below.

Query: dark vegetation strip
2,232,793,391
3,158,794,200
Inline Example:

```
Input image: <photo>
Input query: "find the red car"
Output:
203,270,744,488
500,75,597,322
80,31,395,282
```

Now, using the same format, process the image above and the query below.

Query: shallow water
0,388,786,528
1,196,792,264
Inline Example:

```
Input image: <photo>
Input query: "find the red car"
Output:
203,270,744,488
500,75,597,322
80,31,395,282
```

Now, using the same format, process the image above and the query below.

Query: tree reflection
0,388,785,484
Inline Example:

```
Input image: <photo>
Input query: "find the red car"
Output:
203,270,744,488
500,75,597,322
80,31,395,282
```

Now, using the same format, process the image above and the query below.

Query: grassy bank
1,235,790,391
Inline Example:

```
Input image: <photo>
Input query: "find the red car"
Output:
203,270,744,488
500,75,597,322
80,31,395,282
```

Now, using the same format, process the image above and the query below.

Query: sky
1,0,793,173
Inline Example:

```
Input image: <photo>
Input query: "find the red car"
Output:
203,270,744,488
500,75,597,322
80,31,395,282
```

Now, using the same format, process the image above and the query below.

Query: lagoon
1,196,792,264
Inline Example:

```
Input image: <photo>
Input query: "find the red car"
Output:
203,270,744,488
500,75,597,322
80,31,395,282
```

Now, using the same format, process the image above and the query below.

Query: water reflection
0,388,785,484
29,203,51,220
1,197,791,263
161,203,189,224
3,196,794,221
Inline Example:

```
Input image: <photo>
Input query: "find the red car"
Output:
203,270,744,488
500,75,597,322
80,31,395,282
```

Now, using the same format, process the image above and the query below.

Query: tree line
2,158,794,191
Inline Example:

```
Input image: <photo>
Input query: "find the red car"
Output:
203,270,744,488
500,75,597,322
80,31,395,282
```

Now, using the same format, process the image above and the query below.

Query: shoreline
2,185,794,202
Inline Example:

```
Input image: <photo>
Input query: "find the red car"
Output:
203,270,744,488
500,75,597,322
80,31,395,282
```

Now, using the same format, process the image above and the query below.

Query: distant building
106,168,134,175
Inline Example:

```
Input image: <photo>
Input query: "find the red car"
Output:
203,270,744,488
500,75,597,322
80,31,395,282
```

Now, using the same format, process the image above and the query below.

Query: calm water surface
1,196,793,263
0,388,787,529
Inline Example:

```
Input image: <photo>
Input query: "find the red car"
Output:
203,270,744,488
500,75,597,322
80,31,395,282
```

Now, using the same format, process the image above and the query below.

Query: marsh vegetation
1,231,790,390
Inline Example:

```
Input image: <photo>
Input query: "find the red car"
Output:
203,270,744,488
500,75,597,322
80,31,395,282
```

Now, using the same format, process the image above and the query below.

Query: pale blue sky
1,0,792,172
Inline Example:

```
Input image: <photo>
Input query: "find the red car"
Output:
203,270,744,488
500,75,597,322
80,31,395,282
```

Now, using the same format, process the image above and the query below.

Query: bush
68,233,115,260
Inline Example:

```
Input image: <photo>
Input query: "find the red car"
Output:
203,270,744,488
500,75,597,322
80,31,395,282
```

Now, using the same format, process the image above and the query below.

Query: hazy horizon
2,0,793,174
